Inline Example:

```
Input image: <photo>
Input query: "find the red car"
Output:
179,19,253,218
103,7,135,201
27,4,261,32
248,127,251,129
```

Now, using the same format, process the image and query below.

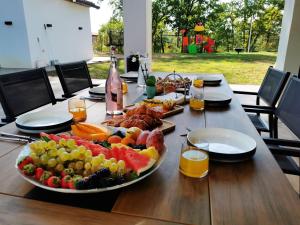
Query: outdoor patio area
0,0,299,225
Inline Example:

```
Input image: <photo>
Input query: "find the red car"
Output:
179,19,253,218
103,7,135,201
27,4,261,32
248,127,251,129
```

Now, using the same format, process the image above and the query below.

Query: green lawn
88,52,277,85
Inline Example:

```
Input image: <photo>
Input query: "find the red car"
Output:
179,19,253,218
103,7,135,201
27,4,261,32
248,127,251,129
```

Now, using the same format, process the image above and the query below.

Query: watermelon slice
123,148,155,175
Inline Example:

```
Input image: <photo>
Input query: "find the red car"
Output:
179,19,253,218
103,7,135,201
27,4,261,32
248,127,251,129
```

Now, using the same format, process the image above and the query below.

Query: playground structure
181,22,215,54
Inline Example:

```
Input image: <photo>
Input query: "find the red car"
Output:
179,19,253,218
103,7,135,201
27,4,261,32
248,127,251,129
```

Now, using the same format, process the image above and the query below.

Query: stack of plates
89,86,105,96
120,72,138,82
196,75,222,86
204,92,232,107
16,111,73,134
187,128,256,162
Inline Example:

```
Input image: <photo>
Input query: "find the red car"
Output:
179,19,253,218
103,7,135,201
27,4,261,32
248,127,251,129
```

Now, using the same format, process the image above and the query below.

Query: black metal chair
55,61,97,98
262,76,300,186
0,68,57,123
234,66,290,138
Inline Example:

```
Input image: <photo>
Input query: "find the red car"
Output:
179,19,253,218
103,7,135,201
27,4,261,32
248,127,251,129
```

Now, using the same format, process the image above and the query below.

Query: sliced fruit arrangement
71,123,109,141
17,128,165,190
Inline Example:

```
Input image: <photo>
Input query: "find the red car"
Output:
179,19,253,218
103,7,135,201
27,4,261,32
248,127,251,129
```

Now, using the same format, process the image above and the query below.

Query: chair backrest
0,68,56,122
257,67,290,107
275,76,300,139
55,61,93,98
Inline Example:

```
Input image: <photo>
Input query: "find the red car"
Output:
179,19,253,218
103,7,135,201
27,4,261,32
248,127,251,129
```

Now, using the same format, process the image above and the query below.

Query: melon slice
123,148,156,175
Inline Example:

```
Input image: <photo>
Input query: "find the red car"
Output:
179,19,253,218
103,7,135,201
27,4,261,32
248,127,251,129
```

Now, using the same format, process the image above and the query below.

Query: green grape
29,152,38,160
59,152,70,162
98,154,105,162
83,169,92,177
40,154,49,165
84,162,92,170
78,152,86,161
47,140,57,150
56,156,63,164
57,147,66,155
85,150,92,158
47,158,57,167
48,149,58,157
75,161,84,170
55,163,64,172
66,139,76,149
70,149,80,160
78,145,86,153
117,160,126,170
109,158,117,163
109,162,118,173
68,162,76,169
102,159,111,168
59,138,67,147
91,157,99,166
29,143,38,153
85,156,92,163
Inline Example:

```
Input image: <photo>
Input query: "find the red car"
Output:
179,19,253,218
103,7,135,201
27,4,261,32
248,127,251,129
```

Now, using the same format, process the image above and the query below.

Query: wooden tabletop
0,75,299,225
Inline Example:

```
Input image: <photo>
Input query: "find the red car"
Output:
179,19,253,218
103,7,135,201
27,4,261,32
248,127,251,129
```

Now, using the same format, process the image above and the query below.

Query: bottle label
111,92,117,102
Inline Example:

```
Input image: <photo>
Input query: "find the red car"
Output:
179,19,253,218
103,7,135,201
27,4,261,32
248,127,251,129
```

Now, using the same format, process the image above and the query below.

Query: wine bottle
105,47,123,115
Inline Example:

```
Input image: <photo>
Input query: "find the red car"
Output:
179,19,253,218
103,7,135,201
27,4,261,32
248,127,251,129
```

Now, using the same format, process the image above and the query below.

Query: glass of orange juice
193,78,204,88
189,88,204,111
68,98,87,123
122,80,128,94
179,143,209,178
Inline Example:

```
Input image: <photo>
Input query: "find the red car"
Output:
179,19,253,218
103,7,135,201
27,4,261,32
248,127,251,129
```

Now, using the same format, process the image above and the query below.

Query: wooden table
0,75,299,225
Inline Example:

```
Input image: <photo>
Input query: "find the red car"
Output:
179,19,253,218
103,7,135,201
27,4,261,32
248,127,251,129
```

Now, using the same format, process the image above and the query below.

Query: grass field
88,52,277,85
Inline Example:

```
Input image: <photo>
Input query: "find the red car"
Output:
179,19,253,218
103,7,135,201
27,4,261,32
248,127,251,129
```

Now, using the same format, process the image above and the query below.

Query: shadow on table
25,187,120,212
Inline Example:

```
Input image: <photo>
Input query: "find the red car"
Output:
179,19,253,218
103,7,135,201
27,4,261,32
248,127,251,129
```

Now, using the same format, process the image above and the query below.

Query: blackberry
114,175,126,185
131,144,146,150
95,168,111,178
75,179,88,190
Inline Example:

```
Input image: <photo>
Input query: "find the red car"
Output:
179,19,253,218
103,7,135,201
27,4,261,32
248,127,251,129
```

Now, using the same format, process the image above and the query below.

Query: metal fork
0,132,37,143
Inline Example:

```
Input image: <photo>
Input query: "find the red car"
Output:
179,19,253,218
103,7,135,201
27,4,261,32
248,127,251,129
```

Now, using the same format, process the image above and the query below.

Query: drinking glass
122,80,128,94
179,143,209,178
68,98,87,123
189,88,204,111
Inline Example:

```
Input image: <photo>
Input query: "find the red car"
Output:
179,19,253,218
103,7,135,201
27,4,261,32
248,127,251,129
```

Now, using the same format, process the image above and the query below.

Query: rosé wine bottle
105,47,123,115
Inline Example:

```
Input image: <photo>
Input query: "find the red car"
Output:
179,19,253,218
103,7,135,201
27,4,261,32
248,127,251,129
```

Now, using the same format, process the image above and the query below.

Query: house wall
22,0,93,68
276,0,300,74
0,0,32,68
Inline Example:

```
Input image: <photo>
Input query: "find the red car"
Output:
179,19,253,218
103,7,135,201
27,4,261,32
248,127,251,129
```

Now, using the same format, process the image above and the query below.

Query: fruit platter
15,123,167,193
103,105,176,134
156,77,192,95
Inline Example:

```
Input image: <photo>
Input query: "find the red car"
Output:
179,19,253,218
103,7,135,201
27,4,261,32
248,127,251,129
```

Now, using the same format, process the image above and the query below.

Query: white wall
123,0,152,72
0,0,32,68
23,0,93,68
276,0,300,74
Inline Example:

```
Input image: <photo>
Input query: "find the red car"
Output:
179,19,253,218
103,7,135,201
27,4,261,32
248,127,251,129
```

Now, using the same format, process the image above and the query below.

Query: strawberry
17,156,33,170
61,168,74,177
34,167,44,180
69,175,83,189
39,171,52,185
61,175,72,189
22,163,36,176
47,176,61,188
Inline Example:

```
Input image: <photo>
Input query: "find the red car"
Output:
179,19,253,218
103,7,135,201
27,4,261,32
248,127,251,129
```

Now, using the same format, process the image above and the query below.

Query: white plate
15,144,167,193
154,92,185,105
89,86,105,96
120,72,138,80
187,128,256,162
17,125,71,134
16,111,73,131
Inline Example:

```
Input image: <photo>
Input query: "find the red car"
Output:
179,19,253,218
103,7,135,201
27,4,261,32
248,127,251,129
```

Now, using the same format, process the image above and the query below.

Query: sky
90,0,113,34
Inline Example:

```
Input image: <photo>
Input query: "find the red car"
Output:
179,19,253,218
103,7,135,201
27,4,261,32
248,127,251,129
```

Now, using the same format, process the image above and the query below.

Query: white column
123,0,152,72
276,0,300,74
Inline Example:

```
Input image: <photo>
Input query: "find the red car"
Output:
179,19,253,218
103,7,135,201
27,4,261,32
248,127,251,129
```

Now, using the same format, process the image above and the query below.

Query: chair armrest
233,90,258,95
263,138,300,148
244,107,274,114
268,145,300,157
242,105,274,110
55,98,66,102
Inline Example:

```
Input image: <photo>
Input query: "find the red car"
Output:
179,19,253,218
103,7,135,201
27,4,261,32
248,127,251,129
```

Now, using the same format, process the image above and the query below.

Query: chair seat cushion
248,114,269,132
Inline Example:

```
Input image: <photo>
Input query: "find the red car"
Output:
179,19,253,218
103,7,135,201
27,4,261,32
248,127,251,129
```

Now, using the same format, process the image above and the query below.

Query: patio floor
0,76,298,194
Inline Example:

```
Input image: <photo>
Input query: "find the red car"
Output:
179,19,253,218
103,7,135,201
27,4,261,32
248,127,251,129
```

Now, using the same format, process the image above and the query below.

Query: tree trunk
160,32,165,53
